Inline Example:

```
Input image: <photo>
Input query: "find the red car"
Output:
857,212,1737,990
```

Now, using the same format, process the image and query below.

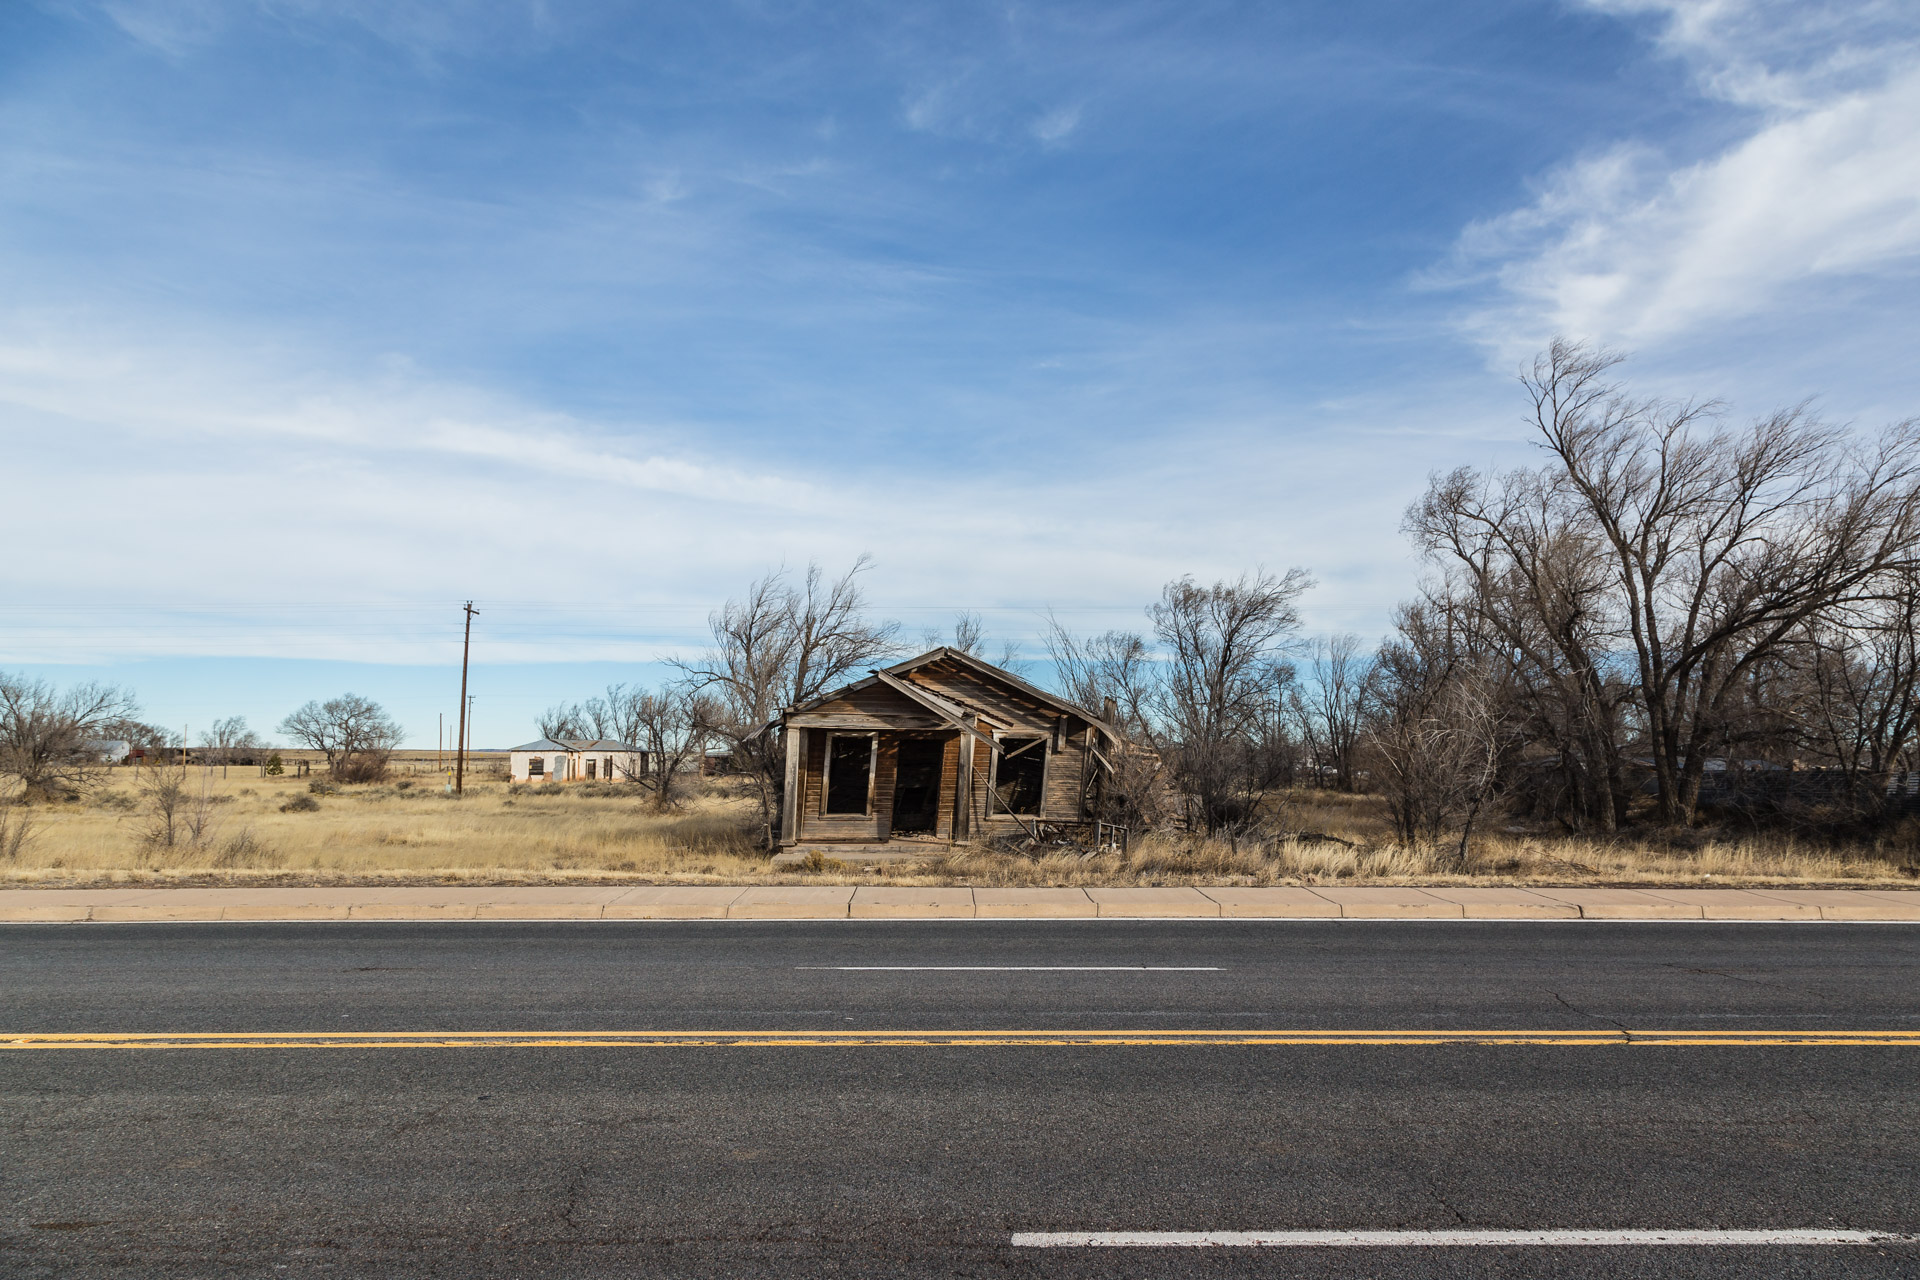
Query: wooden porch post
781,726,804,846
955,722,974,838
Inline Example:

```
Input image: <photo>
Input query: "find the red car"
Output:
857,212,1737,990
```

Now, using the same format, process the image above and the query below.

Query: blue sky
4,0,1918,746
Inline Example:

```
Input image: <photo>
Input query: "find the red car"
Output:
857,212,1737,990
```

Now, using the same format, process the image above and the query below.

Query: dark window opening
826,735,874,814
586,759,597,779
528,757,545,777
995,738,1045,814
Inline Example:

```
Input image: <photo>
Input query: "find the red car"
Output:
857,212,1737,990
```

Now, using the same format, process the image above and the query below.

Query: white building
507,738,647,784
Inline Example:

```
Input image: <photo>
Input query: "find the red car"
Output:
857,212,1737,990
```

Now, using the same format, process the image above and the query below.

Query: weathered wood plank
906,664,1060,734
787,713,944,729
781,727,804,845
804,730,826,817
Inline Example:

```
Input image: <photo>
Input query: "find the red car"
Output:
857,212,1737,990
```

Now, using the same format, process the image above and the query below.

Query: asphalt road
3,920,1918,1277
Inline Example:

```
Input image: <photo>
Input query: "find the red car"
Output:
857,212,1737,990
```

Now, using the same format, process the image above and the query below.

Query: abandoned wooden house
775,648,1121,853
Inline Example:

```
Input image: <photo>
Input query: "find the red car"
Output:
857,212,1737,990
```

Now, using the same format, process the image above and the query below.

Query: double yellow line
4,1029,1919,1049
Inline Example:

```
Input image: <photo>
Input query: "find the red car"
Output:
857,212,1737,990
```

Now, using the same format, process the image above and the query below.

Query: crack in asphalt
1420,1177,1472,1226
556,1164,590,1233
1549,990,1633,1037
1663,963,1772,986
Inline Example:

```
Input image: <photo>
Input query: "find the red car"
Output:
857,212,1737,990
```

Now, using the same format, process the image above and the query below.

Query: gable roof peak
887,647,1119,741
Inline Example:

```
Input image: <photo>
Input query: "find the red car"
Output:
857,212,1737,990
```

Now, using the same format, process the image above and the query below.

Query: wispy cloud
0,307,1451,663
1439,0,1920,359
1031,103,1084,145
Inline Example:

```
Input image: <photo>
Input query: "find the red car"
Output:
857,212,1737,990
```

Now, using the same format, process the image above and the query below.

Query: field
2,761,1916,889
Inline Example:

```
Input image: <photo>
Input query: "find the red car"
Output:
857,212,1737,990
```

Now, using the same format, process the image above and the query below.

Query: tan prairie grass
1,768,773,888
1,770,1914,889
920,829,1919,890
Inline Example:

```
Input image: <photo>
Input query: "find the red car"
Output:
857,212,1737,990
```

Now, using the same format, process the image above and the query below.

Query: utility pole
456,601,477,795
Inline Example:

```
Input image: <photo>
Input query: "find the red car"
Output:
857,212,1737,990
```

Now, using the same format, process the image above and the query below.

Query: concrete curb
3,886,1919,922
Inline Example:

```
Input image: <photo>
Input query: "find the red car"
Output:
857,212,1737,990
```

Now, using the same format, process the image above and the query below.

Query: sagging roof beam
870,670,998,751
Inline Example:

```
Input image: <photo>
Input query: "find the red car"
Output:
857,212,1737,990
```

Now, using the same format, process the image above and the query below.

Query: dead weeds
2,773,1913,890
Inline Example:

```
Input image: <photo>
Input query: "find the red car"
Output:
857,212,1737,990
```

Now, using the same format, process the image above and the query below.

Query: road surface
3,919,1918,1276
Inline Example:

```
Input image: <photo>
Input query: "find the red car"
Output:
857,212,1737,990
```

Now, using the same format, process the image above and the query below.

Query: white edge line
1010,1229,1919,1248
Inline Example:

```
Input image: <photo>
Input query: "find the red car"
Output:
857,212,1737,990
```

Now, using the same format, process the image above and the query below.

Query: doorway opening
892,737,945,834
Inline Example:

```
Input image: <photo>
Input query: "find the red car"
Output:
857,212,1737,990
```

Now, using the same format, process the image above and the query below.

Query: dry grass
915,829,1920,889
1,770,1914,889
0,767,772,887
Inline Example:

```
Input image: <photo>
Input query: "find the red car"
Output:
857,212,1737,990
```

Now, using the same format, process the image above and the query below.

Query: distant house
86,739,132,765
508,739,646,784
776,647,1121,852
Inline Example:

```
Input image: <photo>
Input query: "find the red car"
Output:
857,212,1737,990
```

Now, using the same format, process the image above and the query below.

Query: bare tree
1148,568,1313,833
1044,619,1168,827
675,558,901,827
1409,465,1635,831
922,610,1026,673
100,718,173,761
1366,602,1515,866
535,703,588,741
574,686,636,746
137,759,218,855
950,612,987,656
1524,339,1920,823
278,694,404,784
0,674,140,798
198,716,263,778
1795,572,1920,801
572,682,711,798
1288,633,1374,791
626,687,717,805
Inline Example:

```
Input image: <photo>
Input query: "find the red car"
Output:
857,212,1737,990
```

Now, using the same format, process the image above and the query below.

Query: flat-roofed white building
508,738,646,784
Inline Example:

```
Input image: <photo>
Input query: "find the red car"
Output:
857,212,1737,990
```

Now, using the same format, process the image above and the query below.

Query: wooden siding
939,733,959,838
1044,729,1091,818
874,736,897,835
967,738,992,831
787,681,946,731
802,730,827,818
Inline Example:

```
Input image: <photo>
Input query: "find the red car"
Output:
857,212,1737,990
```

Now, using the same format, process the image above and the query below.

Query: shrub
213,826,282,868
571,781,643,798
280,794,321,813
308,780,337,795
0,801,32,862
332,752,390,784
264,753,284,776
395,779,413,791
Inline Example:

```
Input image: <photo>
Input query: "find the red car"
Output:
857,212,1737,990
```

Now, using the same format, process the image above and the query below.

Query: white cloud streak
1,314,1439,666
1443,0,1920,358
